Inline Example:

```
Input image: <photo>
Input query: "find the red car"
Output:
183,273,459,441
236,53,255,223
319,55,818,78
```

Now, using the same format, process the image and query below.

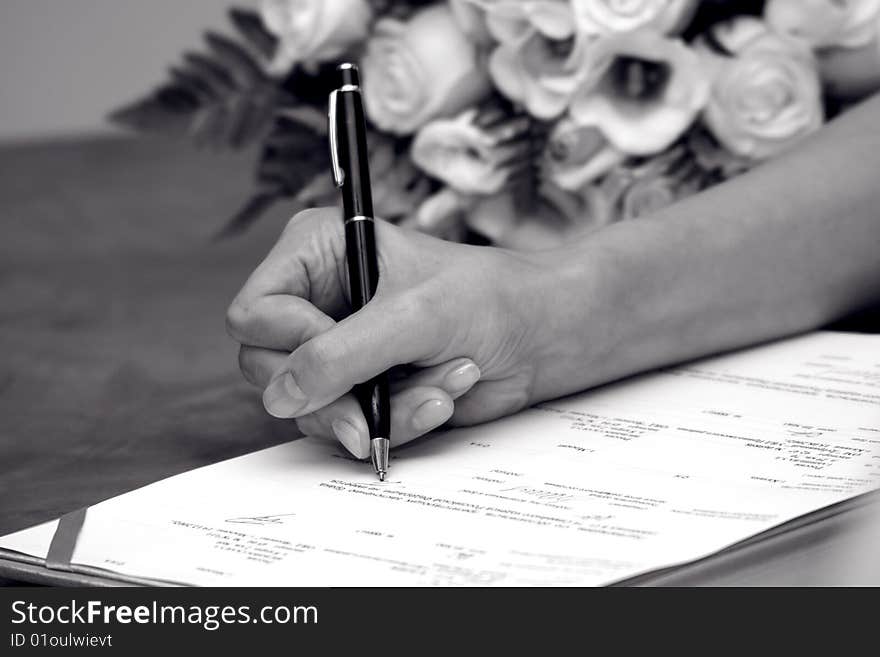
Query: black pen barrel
335,65,390,442
338,85,372,219
345,219,390,440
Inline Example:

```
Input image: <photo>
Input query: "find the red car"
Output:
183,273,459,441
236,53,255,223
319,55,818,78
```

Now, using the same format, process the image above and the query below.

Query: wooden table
0,136,877,585
0,137,298,539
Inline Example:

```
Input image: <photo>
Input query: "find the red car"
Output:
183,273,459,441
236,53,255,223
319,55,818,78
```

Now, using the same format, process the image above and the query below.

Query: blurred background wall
0,0,234,141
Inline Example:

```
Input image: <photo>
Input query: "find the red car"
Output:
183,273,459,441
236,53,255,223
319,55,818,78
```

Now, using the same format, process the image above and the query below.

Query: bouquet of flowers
112,0,880,246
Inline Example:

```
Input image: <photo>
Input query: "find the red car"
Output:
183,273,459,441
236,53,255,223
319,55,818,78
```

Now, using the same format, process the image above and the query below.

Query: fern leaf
168,67,219,102
204,30,266,85
216,114,329,233
228,7,278,59
109,97,190,137
181,52,237,95
110,44,279,150
108,8,341,235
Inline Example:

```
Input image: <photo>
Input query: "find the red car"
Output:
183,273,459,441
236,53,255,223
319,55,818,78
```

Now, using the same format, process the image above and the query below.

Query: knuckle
225,299,252,342
284,209,312,233
285,207,333,233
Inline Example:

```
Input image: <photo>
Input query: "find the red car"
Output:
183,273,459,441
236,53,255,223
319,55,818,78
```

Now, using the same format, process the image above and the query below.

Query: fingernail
263,372,308,418
444,362,481,395
412,398,454,433
331,419,368,459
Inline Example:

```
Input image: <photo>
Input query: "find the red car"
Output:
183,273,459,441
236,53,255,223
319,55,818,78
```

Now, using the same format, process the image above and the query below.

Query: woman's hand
227,95,880,463
226,208,589,458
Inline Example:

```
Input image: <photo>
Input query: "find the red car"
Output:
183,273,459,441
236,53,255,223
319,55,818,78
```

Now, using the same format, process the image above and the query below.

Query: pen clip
328,89,345,188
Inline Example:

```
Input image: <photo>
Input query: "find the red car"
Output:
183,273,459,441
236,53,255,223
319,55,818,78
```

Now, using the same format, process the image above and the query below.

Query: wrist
519,220,690,401
513,239,611,402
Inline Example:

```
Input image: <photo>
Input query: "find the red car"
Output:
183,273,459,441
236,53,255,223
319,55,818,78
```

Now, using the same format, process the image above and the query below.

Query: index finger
226,208,348,348
234,207,348,315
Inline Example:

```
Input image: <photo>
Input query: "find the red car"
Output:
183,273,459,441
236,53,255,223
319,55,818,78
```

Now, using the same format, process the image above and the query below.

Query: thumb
263,292,445,418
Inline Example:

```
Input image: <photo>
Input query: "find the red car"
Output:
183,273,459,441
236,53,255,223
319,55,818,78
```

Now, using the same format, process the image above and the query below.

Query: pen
328,62,391,481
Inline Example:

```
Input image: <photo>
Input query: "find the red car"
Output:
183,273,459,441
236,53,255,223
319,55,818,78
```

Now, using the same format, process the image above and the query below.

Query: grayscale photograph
0,1,878,645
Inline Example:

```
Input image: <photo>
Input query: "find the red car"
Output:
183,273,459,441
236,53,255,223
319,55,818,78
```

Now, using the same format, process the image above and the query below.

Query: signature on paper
225,513,297,526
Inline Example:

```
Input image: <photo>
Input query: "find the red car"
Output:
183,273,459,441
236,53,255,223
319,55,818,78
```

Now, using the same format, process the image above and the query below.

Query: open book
2,332,878,586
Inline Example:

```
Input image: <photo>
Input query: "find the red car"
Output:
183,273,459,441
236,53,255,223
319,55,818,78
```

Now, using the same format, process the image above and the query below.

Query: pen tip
378,471,386,482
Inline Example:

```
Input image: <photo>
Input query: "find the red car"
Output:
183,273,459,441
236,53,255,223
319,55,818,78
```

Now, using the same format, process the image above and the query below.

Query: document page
2,332,879,585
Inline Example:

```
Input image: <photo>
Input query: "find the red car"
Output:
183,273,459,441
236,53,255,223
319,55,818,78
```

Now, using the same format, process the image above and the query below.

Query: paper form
2,331,878,585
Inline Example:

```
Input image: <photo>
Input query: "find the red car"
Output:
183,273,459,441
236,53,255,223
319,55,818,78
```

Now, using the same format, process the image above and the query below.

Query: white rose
571,0,697,36
361,5,492,135
765,0,880,49
542,119,626,191
451,1,575,44
449,0,496,45
486,2,591,119
698,18,824,160
772,0,880,99
490,39,590,119
570,30,709,156
260,0,373,72
411,109,530,195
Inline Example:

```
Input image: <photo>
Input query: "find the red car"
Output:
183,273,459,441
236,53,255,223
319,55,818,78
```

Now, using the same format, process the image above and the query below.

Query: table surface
0,136,877,586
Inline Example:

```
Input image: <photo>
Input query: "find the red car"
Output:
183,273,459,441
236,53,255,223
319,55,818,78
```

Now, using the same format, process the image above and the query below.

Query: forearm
541,94,880,396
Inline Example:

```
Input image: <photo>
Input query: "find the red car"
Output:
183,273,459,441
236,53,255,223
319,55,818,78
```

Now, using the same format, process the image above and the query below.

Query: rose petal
570,31,709,156
525,2,577,40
